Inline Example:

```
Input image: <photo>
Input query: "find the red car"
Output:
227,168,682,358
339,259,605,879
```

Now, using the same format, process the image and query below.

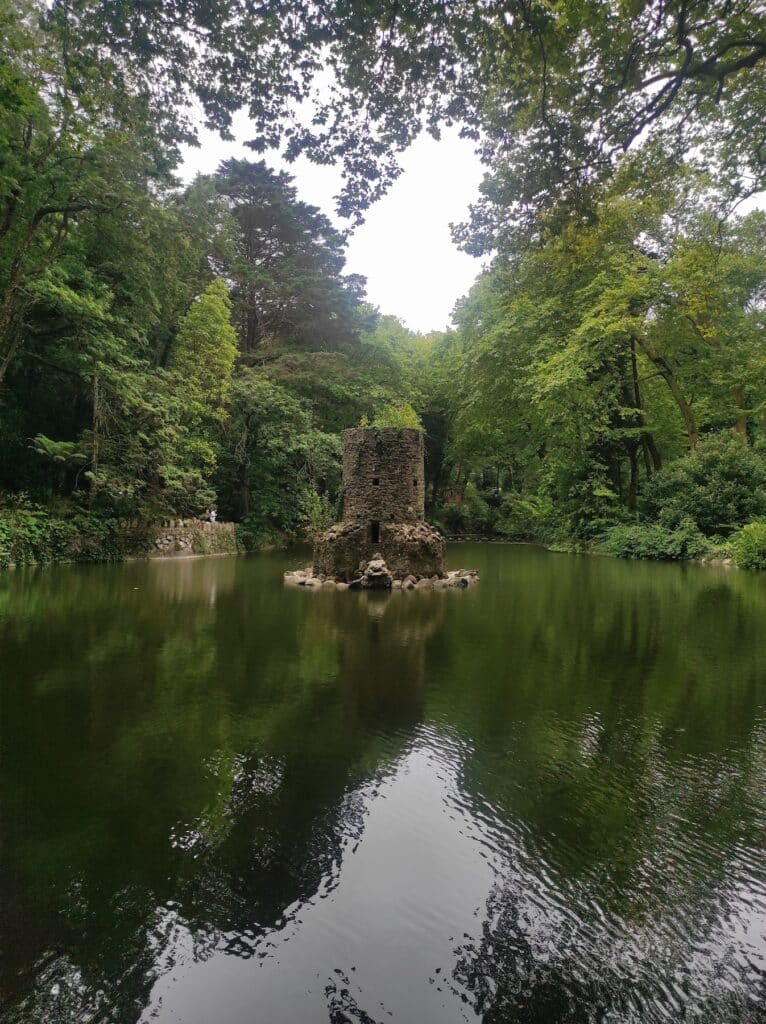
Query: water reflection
146,554,239,605
0,547,765,1023
143,733,494,1024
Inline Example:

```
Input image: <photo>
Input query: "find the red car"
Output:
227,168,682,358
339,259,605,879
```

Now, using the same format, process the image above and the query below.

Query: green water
1,544,765,1023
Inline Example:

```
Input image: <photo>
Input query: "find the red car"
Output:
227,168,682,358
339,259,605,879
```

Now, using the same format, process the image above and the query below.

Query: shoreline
0,536,747,573
445,535,740,570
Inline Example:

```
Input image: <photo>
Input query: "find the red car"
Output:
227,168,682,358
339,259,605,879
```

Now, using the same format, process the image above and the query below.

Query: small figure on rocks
361,554,393,590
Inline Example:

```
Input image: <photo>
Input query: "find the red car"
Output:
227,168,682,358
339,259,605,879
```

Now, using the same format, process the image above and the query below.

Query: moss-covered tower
313,427,446,581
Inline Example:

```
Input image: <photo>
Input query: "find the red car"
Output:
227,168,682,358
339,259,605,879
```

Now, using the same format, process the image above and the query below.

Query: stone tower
313,427,446,582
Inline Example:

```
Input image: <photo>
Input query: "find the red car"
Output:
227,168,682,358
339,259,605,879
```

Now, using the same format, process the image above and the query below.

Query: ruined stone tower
313,427,446,582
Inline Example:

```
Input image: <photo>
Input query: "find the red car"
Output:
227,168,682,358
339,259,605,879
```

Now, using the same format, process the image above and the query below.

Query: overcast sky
180,116,486,334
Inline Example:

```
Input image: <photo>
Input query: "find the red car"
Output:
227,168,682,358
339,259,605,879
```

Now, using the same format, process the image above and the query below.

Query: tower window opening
370,521,381,544
413,478,418,487
372,477,380,486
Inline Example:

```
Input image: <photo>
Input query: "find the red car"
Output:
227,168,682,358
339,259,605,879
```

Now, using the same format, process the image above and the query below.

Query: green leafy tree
216,371,341,543
195,160,367,351
170,279,237,417
437,154,766,542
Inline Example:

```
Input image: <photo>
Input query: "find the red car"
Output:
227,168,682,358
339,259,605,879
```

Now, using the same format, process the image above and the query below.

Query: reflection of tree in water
5,550,766,1024
443,716,766,1019
171,591,447,1022
325,969,389,1024
431,552,766,882
452,853,766,1024
412,552,766,1024
0,570,445,1024
452,889,595,1024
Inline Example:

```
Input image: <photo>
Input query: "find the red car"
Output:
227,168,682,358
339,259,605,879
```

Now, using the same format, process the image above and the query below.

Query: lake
1,544,765,1023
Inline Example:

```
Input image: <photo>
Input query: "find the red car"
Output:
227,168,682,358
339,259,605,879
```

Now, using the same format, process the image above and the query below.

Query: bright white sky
180,114,486,334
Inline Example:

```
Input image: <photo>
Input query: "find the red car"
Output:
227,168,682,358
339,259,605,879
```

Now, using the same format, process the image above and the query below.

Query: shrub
0,508,50,568
640,432,766,536
0,506,141,568
433,483,495,535
235,516,283,552
300,490,335,539
361,402,422,429
461,483,495,533
496,493,558,543
436,502,466,533
705,538,734,561
602,517,708,561
730,522,766,570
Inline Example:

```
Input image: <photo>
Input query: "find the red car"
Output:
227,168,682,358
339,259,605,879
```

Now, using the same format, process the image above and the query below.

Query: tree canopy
2,0,766,565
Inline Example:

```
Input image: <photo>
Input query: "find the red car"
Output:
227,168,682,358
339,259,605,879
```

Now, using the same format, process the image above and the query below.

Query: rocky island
285,426,479,590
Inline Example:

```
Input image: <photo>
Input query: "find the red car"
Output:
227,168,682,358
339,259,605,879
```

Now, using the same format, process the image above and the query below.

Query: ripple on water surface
0,545,765,1023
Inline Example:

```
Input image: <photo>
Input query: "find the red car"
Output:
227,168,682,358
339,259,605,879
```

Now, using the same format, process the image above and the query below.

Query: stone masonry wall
313,520,445,581
342,427,425,524
148,520,237,558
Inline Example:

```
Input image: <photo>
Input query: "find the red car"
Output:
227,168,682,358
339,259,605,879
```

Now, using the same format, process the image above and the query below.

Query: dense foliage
730,522,766,570
428,152,766,559
1,0,765,566
0,503,144,569
0,0,428,554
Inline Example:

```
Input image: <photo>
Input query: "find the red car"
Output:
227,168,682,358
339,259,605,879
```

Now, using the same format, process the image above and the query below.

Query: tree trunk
630,336,662,471
0,283,24,387
643,432,663,472
90,364,100,504
627,444,639,509
0,329,21,387
631,332,698,450
666,373,699,450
